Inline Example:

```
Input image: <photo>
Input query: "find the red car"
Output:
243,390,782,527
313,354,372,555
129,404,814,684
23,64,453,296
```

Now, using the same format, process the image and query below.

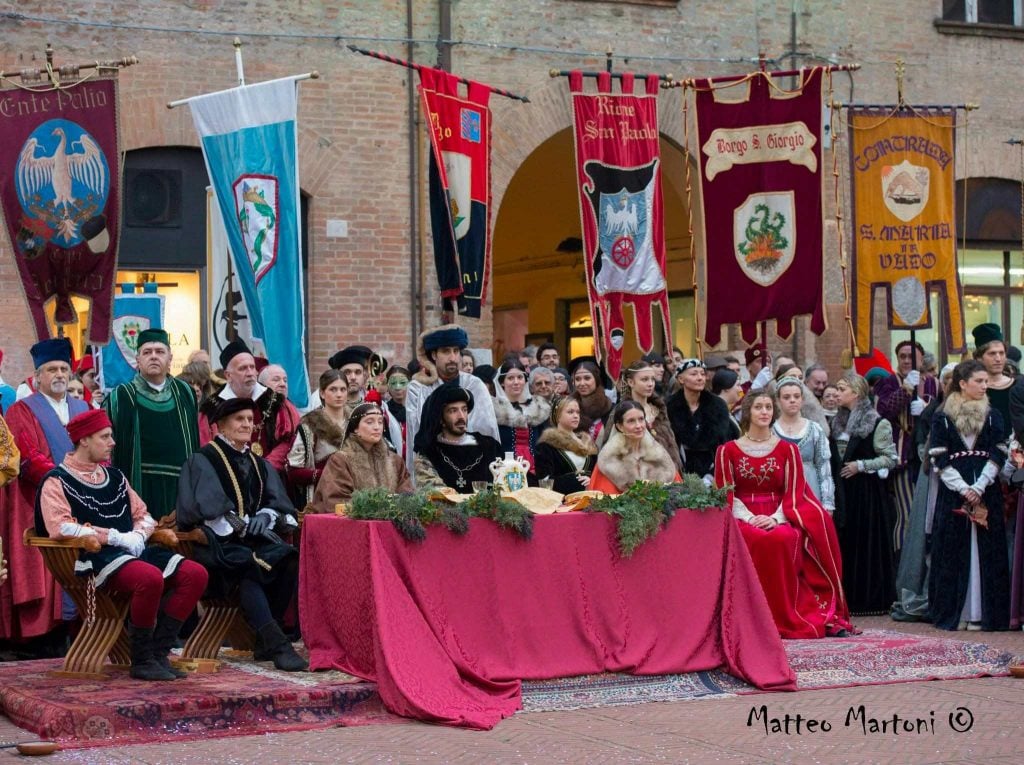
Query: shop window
942,0,1016,25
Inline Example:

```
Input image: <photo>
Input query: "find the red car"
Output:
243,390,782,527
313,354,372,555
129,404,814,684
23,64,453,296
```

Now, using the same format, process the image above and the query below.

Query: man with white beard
1,338,89,643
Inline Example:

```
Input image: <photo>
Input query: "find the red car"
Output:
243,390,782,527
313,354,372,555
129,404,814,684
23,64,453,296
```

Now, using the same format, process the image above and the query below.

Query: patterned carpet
520,629,1017,712
0,655,387,749
0,630,1015,746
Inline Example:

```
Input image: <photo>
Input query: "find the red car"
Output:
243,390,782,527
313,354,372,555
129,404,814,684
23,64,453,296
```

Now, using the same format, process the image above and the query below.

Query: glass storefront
891,247,1023,363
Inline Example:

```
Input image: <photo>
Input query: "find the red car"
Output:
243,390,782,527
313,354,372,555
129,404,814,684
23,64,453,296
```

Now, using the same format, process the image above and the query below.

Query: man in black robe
412,382,502,491
176,397,306,671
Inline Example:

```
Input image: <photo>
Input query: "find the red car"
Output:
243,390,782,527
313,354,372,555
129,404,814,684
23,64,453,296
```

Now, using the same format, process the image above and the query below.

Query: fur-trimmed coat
286,408,347,503
597,394,682,472
666,389,736,479
592,427,678,493
307,437,413,512
404,324,499,482
493,394,551,465
534,427,597,494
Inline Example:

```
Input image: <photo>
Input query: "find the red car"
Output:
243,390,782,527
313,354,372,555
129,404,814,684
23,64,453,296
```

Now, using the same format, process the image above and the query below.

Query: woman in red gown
715,389,853,639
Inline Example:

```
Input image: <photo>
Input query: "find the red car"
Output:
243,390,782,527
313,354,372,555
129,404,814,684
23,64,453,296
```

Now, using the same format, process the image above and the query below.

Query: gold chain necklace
208,440,263,518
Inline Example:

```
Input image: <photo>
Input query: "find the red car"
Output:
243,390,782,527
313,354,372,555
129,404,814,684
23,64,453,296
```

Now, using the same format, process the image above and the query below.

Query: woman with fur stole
534,396,597,494
589,401,679,495
287,370,348,504
928,360,1010,631
493,361,551,473
307,401,413,512
598,360,682,473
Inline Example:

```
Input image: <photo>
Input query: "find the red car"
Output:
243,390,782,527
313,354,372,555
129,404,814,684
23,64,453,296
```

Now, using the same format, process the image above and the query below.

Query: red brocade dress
715,439,853,639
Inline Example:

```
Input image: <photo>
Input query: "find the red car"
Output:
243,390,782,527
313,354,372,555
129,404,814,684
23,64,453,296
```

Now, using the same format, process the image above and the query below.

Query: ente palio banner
419,67,492,319
188,76,310,407
0,77,121,344
694,68,826,347
848,108,965,353
568,71,672,379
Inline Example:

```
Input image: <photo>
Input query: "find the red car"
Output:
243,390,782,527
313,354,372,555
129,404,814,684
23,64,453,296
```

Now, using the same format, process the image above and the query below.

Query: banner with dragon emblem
568,71,672,380
0,77,121,343
419,67,492,319
189,76,310,407
99,289,164,388
693,68,826,346
848,108,964,354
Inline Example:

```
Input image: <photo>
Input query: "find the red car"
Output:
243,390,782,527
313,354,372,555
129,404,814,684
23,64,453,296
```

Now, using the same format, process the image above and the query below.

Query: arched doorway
490,127,696,367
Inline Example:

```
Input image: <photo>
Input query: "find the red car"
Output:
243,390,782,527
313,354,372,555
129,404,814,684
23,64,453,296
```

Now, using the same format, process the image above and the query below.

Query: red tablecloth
299,510,795,729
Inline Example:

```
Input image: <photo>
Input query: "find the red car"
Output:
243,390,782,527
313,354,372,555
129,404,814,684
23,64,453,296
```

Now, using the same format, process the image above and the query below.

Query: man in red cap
73,354,101,408
1,338,89,644
36,410,208,680
742,345,773,393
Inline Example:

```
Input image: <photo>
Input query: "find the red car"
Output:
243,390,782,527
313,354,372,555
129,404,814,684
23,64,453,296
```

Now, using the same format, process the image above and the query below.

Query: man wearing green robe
104,329,200,520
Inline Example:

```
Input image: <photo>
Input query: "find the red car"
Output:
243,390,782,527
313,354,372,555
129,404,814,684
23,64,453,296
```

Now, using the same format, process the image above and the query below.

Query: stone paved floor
1,616,1021,765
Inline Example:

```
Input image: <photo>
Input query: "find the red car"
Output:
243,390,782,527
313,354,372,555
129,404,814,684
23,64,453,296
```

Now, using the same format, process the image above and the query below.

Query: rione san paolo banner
848,108,964,353
0,77,122,344
694,68,826,347
569,71,672,380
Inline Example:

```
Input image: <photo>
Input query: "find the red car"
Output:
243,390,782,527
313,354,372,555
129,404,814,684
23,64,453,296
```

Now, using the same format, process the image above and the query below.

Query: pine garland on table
459,488,534,540
588,477,730,558
347,488,469,541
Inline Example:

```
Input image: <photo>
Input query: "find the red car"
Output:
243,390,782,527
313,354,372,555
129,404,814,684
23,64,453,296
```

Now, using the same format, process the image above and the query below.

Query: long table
299,510,795,729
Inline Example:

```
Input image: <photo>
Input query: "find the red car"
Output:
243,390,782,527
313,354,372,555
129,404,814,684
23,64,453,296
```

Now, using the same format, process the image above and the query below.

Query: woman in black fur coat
666,359,737,480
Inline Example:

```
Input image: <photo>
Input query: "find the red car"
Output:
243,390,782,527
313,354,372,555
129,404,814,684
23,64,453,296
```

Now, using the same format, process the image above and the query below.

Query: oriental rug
0,630,1016,746
519,629,1017,713
0,655,389,750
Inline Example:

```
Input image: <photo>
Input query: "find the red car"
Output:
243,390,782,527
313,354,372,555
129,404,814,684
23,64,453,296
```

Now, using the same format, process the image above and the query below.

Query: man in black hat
199,339,300,472
176,397,306,671
406,325,498,481
104,328,200,520
413,382,502,491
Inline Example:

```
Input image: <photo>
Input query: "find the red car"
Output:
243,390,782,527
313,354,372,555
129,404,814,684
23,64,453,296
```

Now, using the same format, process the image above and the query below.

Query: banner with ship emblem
0,77,121,344
848,108,964,353
99,288,165,389
693,68,826,347
188,76,310,407
419,67,492,319
568,71,672,380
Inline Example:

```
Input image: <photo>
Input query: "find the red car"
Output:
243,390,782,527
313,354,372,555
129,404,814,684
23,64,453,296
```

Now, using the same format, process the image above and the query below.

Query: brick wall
0,1,1019,388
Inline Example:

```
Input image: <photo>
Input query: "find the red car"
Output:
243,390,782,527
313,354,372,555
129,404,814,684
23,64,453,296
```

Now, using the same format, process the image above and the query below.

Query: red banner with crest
694,68,826,347
0,77,121,344
569,71,671,380
419,67,492,320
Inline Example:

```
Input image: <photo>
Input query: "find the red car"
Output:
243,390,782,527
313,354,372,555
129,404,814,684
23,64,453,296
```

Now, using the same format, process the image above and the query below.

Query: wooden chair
173,528,255,662
23,529,131,679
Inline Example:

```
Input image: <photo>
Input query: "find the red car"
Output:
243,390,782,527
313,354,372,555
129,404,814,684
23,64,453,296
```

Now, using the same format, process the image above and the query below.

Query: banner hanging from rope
0,76,122,344
693,68,826,347
419,67,492,319
848,108,964,354
188,76,311,408
568,71,671,380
